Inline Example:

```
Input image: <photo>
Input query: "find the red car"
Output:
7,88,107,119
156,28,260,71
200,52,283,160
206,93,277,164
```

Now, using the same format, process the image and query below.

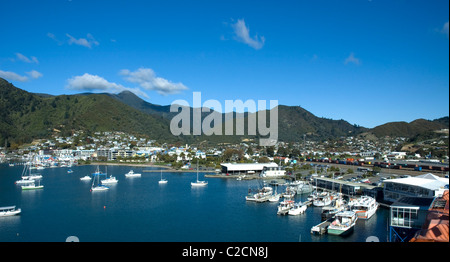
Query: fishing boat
246,187,273,202
288,202,307,216
349,196,379,220
277,199,295,215
321,194,347,221
191,161,207,187
158,169,168,184
313,192,332,207
125,170,141,178
0,206,21,217
268,186,281,202
327,211,358,236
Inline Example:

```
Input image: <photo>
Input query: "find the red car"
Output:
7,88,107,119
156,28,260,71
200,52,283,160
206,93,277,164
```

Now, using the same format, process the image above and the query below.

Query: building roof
221,162,278,171
384,173,449,191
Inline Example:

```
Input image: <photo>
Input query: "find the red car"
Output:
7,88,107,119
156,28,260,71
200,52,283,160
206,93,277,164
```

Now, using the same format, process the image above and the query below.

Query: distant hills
0,77,448,147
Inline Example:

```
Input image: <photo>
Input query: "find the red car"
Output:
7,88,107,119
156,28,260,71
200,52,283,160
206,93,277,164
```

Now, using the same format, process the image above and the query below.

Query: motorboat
15,176,35,185
125,170,141,178
313,192,332,207
80,175,91,181
101,176,118,184
101,166,118,184
327,211,358,236
349,196,379,220
277,199,295,215
288,202,307,216
21,180,44,190
0,206,21,217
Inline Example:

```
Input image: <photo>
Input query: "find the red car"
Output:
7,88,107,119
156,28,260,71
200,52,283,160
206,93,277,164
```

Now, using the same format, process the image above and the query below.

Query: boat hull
327,225,354,236
21,185,44,190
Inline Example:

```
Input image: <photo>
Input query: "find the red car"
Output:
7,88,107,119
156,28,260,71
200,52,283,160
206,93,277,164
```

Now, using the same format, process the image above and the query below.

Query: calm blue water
0,164,389,242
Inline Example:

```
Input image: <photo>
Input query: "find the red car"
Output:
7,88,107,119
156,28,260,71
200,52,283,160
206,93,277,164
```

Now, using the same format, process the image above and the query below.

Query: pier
311,219,333,235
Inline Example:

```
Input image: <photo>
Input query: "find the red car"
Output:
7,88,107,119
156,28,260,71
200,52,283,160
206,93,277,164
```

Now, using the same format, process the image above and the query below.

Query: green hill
0,78,175,146
1,77,447,147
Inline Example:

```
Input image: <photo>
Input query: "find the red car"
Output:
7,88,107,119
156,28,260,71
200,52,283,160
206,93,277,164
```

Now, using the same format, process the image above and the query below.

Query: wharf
311,218,333,235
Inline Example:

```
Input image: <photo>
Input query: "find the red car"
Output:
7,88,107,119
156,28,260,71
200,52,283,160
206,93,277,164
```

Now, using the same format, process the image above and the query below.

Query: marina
0,164,393,241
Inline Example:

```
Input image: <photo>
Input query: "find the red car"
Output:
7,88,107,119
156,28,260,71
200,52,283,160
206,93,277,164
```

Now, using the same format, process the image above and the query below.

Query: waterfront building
389,196,435,242
383,173,449,203
314,177,381,199
410,190,449,242
220,162,279,175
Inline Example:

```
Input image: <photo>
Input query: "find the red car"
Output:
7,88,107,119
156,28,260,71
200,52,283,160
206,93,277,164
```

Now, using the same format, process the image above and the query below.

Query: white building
220,162,279,175
384,173,449,202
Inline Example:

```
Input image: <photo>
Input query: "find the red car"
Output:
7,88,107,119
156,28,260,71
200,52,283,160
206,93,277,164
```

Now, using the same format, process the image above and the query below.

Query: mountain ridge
1,78,448,146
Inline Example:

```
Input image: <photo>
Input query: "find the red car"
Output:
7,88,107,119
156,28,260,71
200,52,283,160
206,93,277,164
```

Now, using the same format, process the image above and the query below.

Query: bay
0,164,389,242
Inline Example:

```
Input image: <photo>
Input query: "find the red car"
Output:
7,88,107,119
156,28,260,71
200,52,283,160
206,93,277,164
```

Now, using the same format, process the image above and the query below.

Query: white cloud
0,70,29,82
15,53,39,64
120,68,188,95
442,21,449,37
27,70,43,79
231,19,265,50
344,52,361,65
66,33,99,48
66,73,149,98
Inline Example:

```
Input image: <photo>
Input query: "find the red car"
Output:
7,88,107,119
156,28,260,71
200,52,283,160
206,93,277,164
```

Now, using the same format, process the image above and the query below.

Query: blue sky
0,0,448,128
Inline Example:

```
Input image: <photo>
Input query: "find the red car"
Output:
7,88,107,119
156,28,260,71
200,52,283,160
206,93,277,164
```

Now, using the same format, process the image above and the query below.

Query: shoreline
87,162,173,169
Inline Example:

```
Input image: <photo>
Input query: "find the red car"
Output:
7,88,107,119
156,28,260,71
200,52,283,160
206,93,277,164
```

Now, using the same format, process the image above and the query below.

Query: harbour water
0,164,389,242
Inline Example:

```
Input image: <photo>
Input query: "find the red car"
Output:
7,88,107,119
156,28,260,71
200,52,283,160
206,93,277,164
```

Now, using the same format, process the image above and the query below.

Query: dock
311,218,333,235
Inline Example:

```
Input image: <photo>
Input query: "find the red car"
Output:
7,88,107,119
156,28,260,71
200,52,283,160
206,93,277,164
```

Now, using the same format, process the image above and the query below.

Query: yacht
125,170,141,178
327,211,358,236
158,169,168,184
191,162,207,187
91,166,109,192
349,196,379,220
0,206,21,217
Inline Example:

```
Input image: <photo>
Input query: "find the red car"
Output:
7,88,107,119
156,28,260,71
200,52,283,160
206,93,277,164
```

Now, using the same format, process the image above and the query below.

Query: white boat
21,180,44,190
158,169,168,184
327,211,358,236
101,166,118,184
349,196,379,220
0,206,21,217
67,169,74,174
277,199,295,215
191,162,207,187
288,202,307,216
245,187,273,202
15,177,35,185
91,166,109,192
101,176,118,184
313,192,332,207
125,170,141,178
80,175,91,181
